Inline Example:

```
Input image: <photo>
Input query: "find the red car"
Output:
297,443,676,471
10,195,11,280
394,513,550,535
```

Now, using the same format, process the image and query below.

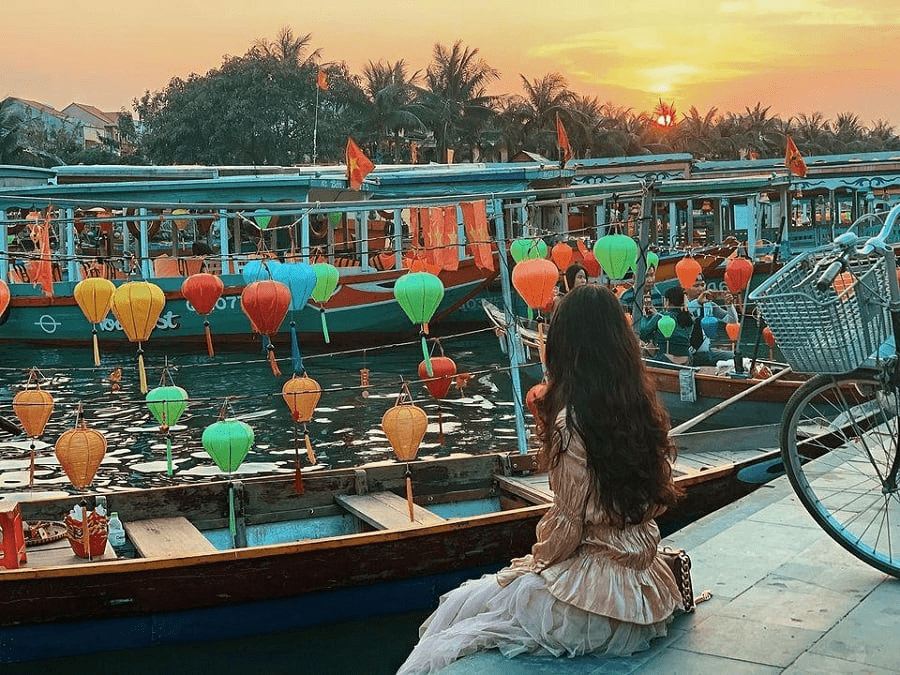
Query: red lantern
675,257,702,289
762,326,776,360
240,280,291,375
550,242,573,272
526,383,546,418
182,273,224,356
512,259,559,312
418,356,457,444
581,250,601,277
725,322,740,350
724,258,754,294
0,279,9,315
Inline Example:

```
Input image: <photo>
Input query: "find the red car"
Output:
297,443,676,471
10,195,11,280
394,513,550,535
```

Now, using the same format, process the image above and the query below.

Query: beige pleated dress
396,413,682,674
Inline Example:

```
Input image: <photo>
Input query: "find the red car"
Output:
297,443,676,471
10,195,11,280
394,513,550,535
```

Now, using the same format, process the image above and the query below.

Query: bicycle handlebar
815,260,845,291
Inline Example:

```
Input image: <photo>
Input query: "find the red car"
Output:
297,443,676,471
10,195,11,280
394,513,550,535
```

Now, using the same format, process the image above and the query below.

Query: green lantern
202,417,254,537
311,263,340,343
253,209,273,229
646,251,659,270
394,272,445,375
658,315,676,338
510,238,547,263
328,212,343,226
593,234,638,280
146,385,188,476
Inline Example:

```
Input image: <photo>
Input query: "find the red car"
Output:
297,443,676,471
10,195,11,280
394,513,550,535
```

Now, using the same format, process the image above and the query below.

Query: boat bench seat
123,517,217,558
335,491,446,530
494,475,553,504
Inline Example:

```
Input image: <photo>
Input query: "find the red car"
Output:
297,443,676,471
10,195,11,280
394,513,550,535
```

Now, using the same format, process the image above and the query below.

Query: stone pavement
438,472,900,674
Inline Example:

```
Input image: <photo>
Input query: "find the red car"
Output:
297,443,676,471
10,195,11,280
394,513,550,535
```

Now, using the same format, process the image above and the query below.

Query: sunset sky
6,1,900,129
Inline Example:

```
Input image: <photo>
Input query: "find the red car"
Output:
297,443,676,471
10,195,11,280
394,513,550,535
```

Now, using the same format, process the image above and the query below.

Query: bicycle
749,204,900,577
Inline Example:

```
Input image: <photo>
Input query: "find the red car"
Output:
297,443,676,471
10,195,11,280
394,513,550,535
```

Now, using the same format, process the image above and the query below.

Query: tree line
3,26,900,168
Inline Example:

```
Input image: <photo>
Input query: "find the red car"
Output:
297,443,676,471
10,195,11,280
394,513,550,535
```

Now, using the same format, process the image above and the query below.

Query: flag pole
313,80,320,165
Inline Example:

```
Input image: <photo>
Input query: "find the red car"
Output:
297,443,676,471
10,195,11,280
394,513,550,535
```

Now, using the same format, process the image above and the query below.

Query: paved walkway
439,472,900,674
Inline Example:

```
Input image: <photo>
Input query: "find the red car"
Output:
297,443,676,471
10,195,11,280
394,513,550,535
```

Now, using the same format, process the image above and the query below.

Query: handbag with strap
658,546,711,613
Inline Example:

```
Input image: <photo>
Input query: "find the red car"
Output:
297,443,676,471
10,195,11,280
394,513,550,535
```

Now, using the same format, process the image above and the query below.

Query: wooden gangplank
335,491,446,530
123,517,217,558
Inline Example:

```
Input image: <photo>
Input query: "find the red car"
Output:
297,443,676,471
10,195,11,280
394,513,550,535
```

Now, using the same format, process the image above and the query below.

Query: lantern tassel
266,343,282,377
165,437,173,476
290,321,303,374
293,423,304,494
405,465,415,522
304,431,317,465
320,307,330,344
137,351,148,394
537,321,546,365
92,328,101,366
438,406,444,445
29,442,35,488
228,484,236,538
204,320,215,357
421,335,433,376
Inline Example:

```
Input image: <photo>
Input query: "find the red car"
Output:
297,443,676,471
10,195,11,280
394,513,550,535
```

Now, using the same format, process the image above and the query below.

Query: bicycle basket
748,245,891,374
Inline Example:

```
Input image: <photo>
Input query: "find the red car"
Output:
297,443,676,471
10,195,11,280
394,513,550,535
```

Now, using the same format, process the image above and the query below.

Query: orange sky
6,1,900,129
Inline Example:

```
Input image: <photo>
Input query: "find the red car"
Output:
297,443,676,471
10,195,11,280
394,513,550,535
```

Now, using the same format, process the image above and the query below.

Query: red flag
346,138,374,190
317,69,328,91
556,113,573,167
785,135,807,177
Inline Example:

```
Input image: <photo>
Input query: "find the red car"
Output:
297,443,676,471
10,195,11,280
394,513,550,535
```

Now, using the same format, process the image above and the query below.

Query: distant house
62,102,128,153
3,97,79,137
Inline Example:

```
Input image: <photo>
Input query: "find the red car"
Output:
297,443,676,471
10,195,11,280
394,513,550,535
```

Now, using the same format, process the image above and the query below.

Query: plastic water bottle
108,512,126,553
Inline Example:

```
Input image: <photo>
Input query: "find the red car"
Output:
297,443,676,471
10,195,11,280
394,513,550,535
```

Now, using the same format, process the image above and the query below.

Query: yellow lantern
111,281,165,393
74,277,116,366
281,374,322,493
382,386,428,521
55,408,107,489
12,368,54,487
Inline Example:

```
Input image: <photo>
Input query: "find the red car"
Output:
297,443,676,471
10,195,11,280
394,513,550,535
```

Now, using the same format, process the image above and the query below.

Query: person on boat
639,285,696,365
619,265,663,312
550,262,588,313
397,284,684,674
683,275,738,366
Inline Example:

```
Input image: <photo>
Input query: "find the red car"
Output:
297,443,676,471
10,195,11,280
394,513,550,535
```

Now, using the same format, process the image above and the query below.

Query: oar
669,366,793,436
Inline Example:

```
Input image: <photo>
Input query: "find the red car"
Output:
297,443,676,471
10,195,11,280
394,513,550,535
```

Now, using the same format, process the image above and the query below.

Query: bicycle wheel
780,370,900,577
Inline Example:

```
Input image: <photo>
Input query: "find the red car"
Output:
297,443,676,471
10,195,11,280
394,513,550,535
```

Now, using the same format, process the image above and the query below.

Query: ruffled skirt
396,571,672,675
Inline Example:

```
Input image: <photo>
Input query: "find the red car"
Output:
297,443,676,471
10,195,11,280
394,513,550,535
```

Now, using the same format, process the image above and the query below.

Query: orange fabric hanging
460,201,494,272
423,207,459,271
27,208,54,297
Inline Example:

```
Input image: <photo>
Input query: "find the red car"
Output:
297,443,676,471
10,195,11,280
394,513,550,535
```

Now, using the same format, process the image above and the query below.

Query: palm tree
517,73,576,158
251,26,321,68
676,106,720,158
412,41,500,162
359,60,423,162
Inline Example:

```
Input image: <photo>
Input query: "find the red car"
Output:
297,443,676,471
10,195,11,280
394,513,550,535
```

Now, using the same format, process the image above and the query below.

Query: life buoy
126,208,161,239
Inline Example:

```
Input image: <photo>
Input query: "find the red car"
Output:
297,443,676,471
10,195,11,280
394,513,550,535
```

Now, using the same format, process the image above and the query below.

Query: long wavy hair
535,284,683,526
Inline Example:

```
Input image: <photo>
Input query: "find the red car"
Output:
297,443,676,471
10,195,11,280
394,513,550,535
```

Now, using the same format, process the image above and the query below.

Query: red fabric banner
557,113,573,167
460,201,494,272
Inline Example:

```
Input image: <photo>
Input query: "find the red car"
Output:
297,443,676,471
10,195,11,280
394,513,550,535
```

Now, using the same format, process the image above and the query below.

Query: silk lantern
580,250,601,277
272,262,318,374
701,315,718,339
510,238,547,263
725,321,741,350
281,374,322,493
675,257,702,289
593,234,638,280
763,326,776,360
111,281,166,393
146,382,188,476
724,257,754,294
0,279,9,315
512,258,558,362
242,258,280,285
646,251,659,270
13,369,54,487
418,355,456,444
202,415,255,536
525,382,546,418
181,273,224,356
240,279,291,376
55,411,107,489
550,242,573,272
395,272,445,376
74,277,116,366
253,209,273,230
657,314,677,354
311,263,340,343
382,388,428,522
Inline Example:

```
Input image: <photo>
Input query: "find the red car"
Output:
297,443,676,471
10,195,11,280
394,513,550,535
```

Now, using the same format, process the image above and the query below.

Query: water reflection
0,330,523,497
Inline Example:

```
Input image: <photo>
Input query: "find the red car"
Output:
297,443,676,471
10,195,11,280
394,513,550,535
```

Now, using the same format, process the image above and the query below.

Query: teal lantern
593,234,638,280
273,262,319,373
242,258,280,284
701,315,719,339
394,272,445,375
202,417,254,537
311,263,340,343
510,238,547,263
146,384,188,476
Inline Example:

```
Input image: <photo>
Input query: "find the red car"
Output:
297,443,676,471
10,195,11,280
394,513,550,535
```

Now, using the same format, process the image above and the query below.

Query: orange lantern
13,369,54,487
281,374,322,493
418,355,457,444
675,256,702,289
74,277,116,366
182,272,224,356
762,326,776,360
526,383,546,418
512,258,559,362
241,280,291,376
550,242,573,273
724,257,754,294
725,322,740,350
55,408,107,489
382,386,428,521
0,279,9,315
111,281,166,393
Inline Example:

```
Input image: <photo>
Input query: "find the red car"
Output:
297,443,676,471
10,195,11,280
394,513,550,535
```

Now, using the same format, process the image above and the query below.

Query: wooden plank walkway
123,517,217,558
436,466,900,674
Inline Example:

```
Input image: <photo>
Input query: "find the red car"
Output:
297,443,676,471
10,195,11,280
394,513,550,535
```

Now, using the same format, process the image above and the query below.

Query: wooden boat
1,440,778,664
482,300,808,429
